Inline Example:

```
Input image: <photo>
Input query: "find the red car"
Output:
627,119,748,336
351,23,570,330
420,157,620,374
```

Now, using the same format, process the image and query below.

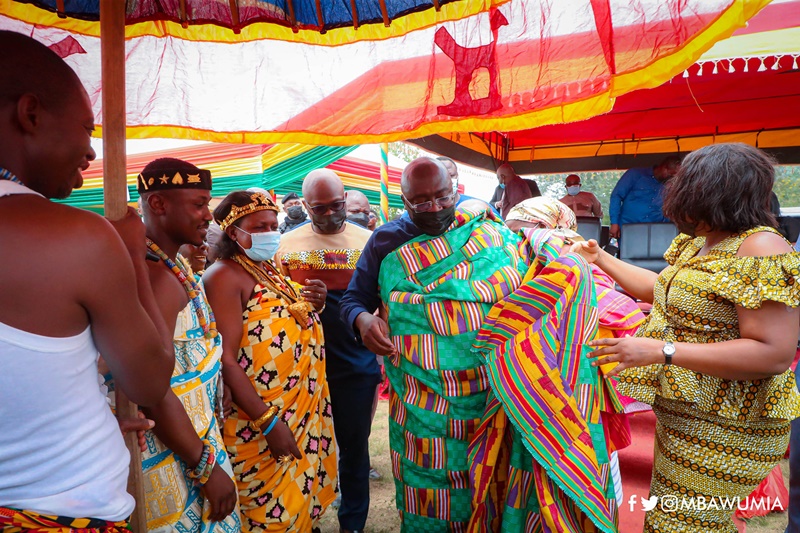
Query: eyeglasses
307,200,346,216
404,194,456,213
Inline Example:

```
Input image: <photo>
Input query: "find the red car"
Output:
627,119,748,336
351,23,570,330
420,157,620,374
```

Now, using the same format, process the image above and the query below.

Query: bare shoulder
203,259,251,290
738,229,793,257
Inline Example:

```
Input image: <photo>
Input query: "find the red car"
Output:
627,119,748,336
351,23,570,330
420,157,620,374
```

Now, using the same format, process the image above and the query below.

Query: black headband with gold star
137,167,212,194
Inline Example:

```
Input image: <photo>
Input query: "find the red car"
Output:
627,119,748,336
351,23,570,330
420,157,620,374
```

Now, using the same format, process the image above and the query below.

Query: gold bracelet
251,405,279,430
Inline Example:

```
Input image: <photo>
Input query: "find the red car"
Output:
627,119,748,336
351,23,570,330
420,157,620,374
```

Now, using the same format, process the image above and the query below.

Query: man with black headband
274,169,380,533
340,157,527,531
279,191,308,233
137,157,240,531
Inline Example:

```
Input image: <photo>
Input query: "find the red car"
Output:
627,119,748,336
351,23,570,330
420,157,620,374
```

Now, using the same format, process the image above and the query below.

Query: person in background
490,164,541,212
559,173,603,218
279,192,308,234
438,155,499,216
205,224,223,267
178,240,209,275
204,190,336,532
0,30,173,532
608,155,681,239
367,211,377,231
345,190,373,230
574,143,800,533
496,163,538,219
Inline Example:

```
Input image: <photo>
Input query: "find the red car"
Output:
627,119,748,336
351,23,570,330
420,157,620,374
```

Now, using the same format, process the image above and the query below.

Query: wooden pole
100,1,147,532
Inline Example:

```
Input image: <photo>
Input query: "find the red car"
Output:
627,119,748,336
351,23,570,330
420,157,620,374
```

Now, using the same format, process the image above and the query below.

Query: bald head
346,190,371,213
0,31,84,110
302,169,344,201
496,163,518,185
400,157,451,202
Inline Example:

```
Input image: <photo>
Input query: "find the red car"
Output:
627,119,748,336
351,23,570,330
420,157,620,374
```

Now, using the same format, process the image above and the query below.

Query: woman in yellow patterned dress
571,143,800,533
203,191,337,532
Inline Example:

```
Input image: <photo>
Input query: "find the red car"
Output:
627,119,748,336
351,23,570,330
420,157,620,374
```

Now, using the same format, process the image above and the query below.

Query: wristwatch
662,342,676,365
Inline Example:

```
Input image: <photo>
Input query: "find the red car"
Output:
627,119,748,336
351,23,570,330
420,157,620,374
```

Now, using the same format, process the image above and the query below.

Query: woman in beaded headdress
203,191,337,532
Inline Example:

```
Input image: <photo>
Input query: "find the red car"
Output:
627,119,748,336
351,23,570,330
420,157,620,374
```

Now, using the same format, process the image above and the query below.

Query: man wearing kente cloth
137,158,240,532
340,158,529,531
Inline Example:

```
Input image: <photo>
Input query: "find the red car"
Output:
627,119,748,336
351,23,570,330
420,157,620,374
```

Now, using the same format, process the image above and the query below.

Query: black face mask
286,205,306,220
409,205,456,236
311,208,347,233
347,212,370,228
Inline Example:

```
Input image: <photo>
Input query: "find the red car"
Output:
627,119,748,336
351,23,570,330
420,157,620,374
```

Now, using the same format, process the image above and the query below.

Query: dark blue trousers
330,382,377,531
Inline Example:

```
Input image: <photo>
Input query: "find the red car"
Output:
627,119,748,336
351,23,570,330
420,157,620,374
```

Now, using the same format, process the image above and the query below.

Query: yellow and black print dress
617,226,800,533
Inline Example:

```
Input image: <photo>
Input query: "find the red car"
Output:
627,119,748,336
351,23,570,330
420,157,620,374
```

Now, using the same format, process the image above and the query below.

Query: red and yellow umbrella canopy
410,0,800,172
1,0,773,145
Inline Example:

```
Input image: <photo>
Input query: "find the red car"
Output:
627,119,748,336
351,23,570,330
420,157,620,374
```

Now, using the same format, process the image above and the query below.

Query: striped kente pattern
469,250,618,533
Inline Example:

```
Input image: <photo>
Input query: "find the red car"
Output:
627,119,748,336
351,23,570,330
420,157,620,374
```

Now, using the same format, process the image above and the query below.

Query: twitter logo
641,496,658,511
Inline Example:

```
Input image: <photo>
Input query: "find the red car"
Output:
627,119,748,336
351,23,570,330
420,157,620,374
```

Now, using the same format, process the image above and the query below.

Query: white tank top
0,180,134,520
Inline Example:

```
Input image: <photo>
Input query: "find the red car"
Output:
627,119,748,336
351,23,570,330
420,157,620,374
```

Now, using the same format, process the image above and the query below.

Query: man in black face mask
274,169,380,533
278,192,308,233
345,190,373,230
340,158,457,359
340,157,530,531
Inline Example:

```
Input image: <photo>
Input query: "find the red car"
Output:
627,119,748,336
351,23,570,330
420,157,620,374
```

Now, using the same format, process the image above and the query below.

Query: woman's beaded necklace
232,253,301,304
0,168,23,184
147,239,218,339
232,253,314,328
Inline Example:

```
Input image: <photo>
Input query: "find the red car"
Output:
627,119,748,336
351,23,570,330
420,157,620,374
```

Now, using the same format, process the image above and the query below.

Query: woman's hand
264,418,303,463
569,239,601,264
301,279,327,312
587,337,666,377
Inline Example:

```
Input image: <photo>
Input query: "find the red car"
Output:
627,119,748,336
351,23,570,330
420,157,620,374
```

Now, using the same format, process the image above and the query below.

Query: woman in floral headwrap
467,197,646,532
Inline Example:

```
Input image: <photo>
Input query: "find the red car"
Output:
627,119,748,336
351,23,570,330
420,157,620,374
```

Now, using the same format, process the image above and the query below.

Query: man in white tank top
0,32,175,529
137,157,240,530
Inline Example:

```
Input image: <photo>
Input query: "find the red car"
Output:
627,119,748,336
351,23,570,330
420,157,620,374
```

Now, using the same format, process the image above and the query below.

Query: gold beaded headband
217,192,279,230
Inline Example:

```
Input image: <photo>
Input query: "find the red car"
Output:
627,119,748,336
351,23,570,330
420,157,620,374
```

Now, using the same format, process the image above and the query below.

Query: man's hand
265,418,303,461
107,206,147,259
201,463,238,521
355,312,396,356
609,224,621,239
300,279,327,312
117,411,154,452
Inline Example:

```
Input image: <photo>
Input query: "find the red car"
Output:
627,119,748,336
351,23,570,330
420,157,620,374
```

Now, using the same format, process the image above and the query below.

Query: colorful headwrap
506,196,578,232
136,158,212,193
216,191,280,230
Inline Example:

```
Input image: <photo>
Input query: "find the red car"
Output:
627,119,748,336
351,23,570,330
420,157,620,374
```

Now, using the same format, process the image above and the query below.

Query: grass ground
318,400,791,533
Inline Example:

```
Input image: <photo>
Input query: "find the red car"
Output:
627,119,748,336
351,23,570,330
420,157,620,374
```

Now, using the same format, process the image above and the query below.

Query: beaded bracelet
195,451,216,486
250,405,279,431
263,414,280,436
187,440,213,483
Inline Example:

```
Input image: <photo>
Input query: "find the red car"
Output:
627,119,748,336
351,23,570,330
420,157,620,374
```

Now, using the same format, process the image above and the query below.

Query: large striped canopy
409,0,800,172
58,142,407,212
1,0,773,145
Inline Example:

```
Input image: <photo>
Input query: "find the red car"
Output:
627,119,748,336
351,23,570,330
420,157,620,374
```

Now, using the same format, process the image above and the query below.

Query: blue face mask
499,183,506,189
566,185,581,196
237,228,281,262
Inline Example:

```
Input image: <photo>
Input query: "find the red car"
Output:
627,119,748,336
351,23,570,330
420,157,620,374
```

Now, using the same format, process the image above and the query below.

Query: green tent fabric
56,145,356,212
